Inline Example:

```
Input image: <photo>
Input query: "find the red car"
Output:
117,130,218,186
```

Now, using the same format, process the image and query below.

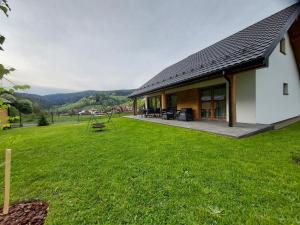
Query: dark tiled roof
130,3,300,97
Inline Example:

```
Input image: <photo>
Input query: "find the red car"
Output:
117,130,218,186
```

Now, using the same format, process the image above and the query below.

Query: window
147,96,161,110
280,38,286,54
200,85,226,120
166,94,176,110
283,83,289,95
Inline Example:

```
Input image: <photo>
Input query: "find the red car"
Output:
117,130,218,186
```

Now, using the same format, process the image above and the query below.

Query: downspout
223,70,233,127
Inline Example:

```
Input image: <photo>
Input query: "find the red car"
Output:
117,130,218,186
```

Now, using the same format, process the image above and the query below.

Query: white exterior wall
256,34,300,124
143,34,300,125
235,70,256,123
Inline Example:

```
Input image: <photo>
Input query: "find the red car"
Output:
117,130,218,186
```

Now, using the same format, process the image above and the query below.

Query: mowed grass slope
0,118,299,224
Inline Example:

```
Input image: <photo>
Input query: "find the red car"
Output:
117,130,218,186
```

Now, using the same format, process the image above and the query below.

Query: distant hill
55,95,131,113
16,89,135,109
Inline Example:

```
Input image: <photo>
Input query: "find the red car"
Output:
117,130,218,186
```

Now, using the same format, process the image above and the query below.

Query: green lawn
0,118,299,224
12,114,95,126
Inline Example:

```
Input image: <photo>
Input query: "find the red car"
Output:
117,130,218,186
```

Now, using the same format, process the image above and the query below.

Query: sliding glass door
200,88,212,119
200,85,226,120
166,94,177,111
147,96,161,111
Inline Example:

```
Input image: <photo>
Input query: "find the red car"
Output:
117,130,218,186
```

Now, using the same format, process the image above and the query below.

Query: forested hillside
16,89,134,109
55,95,131,113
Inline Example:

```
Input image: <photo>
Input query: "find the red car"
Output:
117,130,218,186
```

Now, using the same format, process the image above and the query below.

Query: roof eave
129,56,267,98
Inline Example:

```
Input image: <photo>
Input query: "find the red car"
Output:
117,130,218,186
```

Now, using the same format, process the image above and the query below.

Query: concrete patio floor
124,115,273,138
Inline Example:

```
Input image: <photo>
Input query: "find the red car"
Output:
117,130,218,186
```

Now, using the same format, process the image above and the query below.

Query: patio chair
174,109,181,119
177,108,193,121
146,108,154,118
154,108,161,118
138,108,146,117
162,107,176,120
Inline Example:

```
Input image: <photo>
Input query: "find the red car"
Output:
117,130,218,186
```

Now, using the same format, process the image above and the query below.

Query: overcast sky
0,0,298,94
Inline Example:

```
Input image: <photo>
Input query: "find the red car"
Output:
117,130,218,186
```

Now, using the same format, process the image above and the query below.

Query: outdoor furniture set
139,108,193,121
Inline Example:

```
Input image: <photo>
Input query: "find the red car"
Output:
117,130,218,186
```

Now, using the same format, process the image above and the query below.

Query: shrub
38,114,49,126
9,106,18,117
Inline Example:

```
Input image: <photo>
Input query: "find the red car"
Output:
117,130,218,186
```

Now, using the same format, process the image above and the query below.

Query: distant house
130,3,300,126
0,109,8,127
0,98,10,128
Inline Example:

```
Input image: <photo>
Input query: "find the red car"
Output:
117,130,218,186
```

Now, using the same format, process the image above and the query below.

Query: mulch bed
0,200,48,225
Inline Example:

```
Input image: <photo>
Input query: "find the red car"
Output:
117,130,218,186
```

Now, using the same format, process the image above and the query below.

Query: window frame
280,38,286,55
283,83,289,95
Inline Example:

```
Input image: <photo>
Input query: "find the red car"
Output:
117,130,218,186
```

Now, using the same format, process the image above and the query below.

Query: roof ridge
166,3,300,70
263,2,300,59
130,2,300,97
186,2,300,66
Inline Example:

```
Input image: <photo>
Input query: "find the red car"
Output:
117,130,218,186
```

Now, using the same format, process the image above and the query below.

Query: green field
0,118,299,224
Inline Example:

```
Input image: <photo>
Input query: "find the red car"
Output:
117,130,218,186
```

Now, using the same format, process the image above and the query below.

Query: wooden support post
196,89,201,120
161,92,167,110
3,149,11,215
144,96,148,109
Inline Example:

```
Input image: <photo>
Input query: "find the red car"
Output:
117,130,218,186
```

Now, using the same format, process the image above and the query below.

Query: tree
0,0,10,18
13,99,33,127
0,0,10,57
15,99,33,114
32,102,43,115
37,114,49,126
0,0,30,128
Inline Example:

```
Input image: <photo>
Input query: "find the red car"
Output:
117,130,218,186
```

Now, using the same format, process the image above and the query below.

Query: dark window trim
283,83,289,95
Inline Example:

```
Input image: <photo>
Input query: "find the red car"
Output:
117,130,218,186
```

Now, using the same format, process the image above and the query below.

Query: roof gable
130,3,300,97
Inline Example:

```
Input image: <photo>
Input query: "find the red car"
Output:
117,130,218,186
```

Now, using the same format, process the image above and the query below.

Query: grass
0,118,299,224
13,114,93,126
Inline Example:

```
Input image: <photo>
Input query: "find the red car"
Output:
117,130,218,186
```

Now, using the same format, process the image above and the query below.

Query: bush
38,114,49,126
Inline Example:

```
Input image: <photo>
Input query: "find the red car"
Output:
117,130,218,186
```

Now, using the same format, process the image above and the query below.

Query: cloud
0,0,297,94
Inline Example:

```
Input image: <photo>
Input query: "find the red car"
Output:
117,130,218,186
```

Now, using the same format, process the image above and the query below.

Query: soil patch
0,200,48,225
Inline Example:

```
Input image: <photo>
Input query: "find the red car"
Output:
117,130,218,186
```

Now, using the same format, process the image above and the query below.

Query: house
129,3,300,127
0,108,9,127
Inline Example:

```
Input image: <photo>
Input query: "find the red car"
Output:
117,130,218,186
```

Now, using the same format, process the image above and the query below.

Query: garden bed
0,200,48,225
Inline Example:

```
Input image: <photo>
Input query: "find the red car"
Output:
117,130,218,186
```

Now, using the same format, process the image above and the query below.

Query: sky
0,0,298,95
